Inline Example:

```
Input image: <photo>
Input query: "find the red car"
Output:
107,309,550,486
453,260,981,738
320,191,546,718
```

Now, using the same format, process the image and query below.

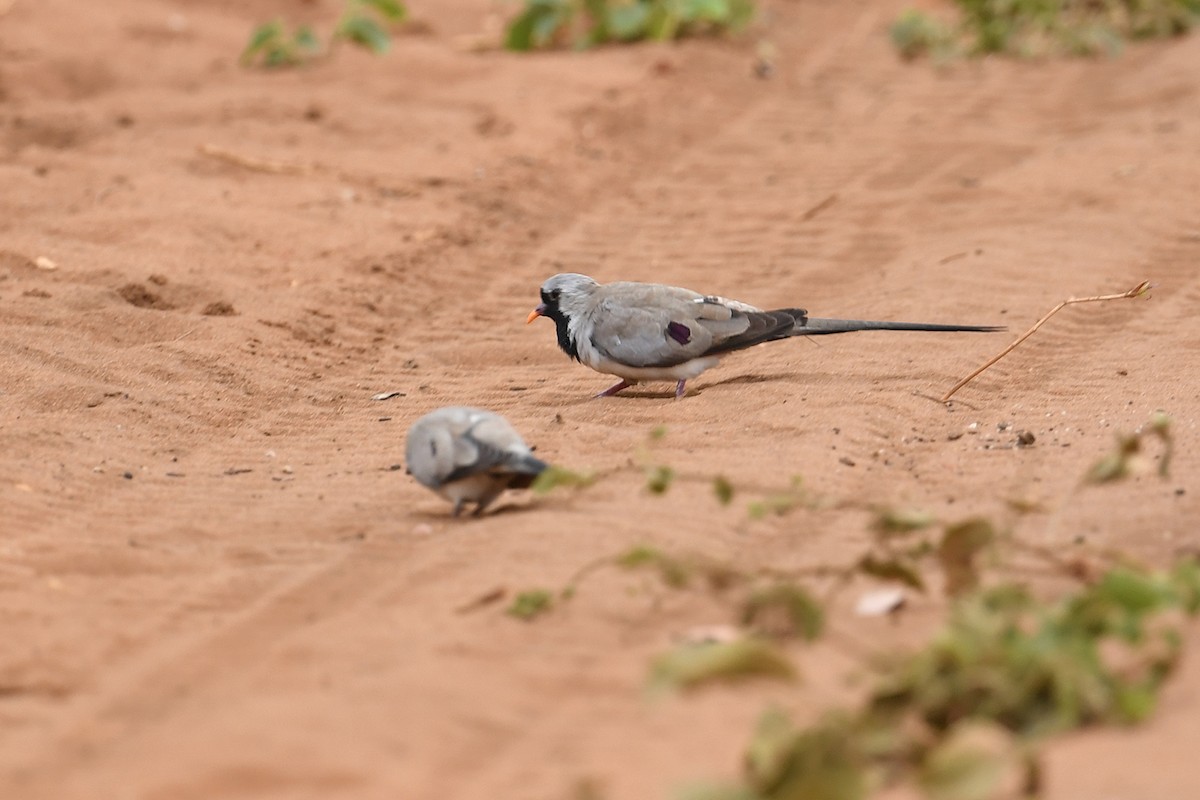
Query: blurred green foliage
506,0,755,51
242,0,406,68
892,0,1200,59
688,559,1200,800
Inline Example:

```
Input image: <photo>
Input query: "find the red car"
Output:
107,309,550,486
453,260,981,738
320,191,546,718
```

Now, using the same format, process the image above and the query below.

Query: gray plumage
405,406,548,516
527,273,1003,398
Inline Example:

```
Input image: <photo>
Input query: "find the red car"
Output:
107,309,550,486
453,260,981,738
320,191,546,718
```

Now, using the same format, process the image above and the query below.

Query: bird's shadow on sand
411,499,544,523
596,373,794,400
552,372,831,404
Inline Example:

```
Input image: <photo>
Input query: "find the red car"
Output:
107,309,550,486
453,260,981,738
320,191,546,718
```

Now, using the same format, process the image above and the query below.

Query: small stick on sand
197,144,313,175
801,193,837,221
941,280,1152,403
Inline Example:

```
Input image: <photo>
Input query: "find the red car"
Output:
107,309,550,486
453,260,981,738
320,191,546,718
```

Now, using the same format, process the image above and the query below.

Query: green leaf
532,4,572,48
1149,411,1174,476
607,2,652,40
938,517,995,597
713,475,735,506
505,8,539,50
1113,683,1159,723
1148,410,1172,434
919,724,1010,800
646,464,675,494
1088,433,1140,485
1095,568,1171,616
241,21,285,65
616,545,690,588
616,544,663,569
650,638,795,691
263,47,297,68
1084,450,1132,484
727,0,756,29
890,9,954,59
676,782,762,800
357,0,407,21
1084,413,1174,484
507,589,554,620
1169,558,1200,614
646,3,681,40
294,25,321,54
752,713,868,800
337,15,392,53
858,554,926,591
530,465,596,494
683,0,729,23
742,583,825,640
872,506,937,536
744,707,800,793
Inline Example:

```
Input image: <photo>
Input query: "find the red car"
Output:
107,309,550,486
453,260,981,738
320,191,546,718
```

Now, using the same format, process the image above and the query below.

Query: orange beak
526,304,546,325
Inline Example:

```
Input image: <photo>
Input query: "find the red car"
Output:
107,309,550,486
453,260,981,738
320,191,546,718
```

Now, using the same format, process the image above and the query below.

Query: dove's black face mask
539,288,580,362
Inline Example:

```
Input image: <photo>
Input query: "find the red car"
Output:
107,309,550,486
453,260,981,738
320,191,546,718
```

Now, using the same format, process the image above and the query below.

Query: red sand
2,1,1198,797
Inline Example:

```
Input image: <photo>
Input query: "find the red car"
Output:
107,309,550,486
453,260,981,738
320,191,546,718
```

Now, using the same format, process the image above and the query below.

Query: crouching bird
405,406,548,516
527,273,1003,399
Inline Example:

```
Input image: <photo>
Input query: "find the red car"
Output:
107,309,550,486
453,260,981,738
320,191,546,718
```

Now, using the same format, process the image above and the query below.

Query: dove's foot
595,379,633,398
674,380,687,399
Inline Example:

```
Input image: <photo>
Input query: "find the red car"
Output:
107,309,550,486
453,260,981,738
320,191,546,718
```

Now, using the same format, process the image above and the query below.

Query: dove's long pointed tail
797,317,1004,335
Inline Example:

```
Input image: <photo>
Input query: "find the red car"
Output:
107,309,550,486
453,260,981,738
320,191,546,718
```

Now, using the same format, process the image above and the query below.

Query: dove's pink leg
595,379,633,398
675,380,687,399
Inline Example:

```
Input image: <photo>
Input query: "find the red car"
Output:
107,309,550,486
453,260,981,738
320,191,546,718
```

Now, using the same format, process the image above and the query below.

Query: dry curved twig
941,280,1152,403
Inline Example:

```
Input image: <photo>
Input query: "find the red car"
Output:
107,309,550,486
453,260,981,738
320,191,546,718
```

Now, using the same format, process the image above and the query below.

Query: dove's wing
585,282,805,368
442,412,546,484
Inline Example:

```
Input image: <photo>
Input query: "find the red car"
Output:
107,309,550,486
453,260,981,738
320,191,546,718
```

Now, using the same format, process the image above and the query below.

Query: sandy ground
2,0,1199,798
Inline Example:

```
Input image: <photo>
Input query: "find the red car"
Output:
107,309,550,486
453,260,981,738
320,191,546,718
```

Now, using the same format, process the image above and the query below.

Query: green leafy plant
692,558,1200,800
891,0,1200,59
495,408,1194,798
240,21,322,68
1085,410,1173,484
890,8,957,60
506,0,756,51
334,0,407,53
490,412,1193,799
242,0,406,68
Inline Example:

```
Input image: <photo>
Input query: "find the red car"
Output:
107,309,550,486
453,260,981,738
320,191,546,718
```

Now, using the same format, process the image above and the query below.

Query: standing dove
526,273,1003,398
406,406,548,516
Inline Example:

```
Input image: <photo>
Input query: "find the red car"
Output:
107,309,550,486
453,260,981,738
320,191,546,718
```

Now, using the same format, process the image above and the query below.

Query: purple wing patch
667,321,691,346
